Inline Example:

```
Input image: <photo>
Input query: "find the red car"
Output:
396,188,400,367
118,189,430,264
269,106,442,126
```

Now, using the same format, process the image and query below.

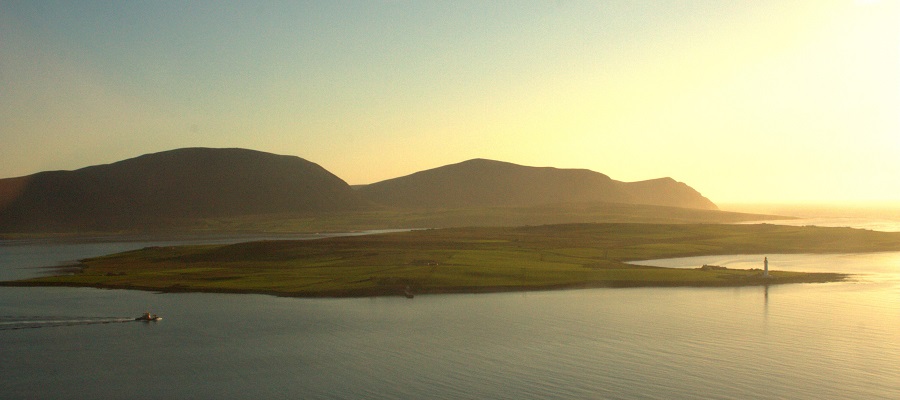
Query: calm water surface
1,222,899,399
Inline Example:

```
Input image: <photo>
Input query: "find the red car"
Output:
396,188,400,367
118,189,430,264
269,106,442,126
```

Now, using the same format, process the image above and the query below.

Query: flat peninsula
6,223,900,297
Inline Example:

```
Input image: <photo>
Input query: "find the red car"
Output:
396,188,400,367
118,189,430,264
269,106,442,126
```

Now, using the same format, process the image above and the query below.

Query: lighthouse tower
764,257,769,277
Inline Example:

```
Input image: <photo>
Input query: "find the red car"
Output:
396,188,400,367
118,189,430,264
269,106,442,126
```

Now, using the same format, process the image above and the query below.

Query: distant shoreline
0,270,849,298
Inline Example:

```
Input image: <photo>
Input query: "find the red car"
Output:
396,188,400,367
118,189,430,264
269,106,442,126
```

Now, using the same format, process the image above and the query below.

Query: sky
1,0,899,204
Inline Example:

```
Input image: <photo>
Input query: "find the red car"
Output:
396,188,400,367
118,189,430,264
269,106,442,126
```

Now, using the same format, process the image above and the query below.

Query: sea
1,210,899,399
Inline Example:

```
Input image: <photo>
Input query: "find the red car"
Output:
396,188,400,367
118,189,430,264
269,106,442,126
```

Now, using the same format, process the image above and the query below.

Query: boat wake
0,316,137,331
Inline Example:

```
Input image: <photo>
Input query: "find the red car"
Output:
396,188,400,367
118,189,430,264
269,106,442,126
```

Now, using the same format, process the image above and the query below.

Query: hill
0,150,760,235
0,148,365,232
357,159,718,210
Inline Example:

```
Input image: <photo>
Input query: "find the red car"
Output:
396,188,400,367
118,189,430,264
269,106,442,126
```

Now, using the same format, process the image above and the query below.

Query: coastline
0,269,849,298
3,223,890,298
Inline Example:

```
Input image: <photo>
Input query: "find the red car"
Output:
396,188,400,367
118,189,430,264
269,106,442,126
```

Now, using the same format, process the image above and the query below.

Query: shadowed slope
0,148,366,231
622,177,718,210
358,159,717,210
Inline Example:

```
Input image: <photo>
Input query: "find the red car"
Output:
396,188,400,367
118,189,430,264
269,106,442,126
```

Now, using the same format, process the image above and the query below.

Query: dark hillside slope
357,159,629,208
358,159,718,210
0,148,365,231
619,177,718,210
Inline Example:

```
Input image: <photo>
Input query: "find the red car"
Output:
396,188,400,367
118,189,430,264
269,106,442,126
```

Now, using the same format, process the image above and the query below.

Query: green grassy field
7,223,898,297
8,223,900,297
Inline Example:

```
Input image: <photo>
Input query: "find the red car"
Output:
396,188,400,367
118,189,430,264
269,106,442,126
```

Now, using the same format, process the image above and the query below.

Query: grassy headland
6,223,899,297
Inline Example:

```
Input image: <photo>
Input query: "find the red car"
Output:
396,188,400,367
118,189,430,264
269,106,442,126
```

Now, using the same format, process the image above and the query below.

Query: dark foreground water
2,229,899,399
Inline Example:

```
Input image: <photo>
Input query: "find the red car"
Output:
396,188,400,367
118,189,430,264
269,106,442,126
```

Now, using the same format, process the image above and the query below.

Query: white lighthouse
764,257,769,277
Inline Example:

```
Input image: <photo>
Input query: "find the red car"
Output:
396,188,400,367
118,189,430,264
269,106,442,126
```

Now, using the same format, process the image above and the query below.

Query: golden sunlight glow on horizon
1,1,898,204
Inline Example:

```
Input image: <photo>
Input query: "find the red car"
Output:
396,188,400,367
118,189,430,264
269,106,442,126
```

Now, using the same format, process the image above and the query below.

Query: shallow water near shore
2,221,900,399
2,267,899,399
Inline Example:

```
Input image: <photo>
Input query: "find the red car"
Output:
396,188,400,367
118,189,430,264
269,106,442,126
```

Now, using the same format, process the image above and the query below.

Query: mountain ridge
0,148,366,231
356,158,718,211
0,148,720,233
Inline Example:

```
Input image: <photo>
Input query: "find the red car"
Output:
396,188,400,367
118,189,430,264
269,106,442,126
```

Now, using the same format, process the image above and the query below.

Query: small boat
135,312,162,321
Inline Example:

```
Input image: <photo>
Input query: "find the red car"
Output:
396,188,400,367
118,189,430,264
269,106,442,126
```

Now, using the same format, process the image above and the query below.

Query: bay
1,219,899,399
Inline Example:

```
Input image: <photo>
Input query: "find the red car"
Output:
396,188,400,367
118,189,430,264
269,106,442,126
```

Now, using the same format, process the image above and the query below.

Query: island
5,223,900,297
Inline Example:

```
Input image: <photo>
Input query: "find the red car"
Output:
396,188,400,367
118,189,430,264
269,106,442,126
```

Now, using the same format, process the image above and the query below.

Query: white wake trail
0,316,137,330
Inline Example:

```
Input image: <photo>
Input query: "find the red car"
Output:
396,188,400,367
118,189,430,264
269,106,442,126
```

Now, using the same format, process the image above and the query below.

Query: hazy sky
2,1,898,204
